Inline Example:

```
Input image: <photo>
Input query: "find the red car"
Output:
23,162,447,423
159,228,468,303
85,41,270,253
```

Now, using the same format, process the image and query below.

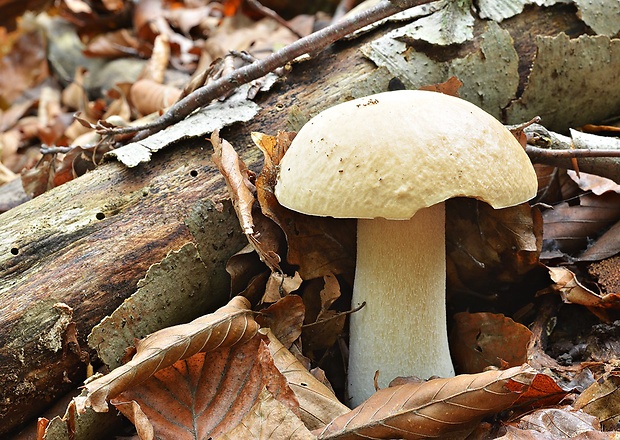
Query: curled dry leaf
213,131,283,271
211,130,256,236
265,329,350,431
112,336,299,440
301,273,347,352
263,271,303,304
549,266,620,309
129,79,182,116
75,296,258,413
319,365,538,440
253,132,355,280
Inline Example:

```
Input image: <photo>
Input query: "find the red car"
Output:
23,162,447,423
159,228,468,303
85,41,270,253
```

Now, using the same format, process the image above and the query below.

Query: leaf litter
5,1,620,438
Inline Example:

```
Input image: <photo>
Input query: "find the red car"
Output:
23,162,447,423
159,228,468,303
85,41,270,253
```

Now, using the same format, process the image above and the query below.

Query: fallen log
0,4,610,435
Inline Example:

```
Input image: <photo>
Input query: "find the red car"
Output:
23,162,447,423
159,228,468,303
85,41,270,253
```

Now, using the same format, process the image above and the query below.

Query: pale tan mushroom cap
275,90,538,219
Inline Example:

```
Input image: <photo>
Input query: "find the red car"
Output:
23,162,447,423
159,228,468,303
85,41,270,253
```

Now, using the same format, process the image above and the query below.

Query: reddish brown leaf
513,370,567,408
21,154,57,198
76,296,258,413
318,366,538,440
418,76,463,97
450,312,532,374
112,336,299,440
0,18,49,104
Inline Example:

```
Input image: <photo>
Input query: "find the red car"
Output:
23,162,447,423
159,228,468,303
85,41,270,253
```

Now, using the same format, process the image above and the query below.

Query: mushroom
274,90,538,406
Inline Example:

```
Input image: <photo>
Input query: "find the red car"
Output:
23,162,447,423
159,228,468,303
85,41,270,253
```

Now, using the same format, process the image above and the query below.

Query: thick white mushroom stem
347,202,455,407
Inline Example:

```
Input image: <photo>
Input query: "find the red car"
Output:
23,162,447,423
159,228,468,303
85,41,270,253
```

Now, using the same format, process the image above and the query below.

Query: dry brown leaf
253,132,355,280
318,365,538,440
450,312,532,374
567,170,620,196
0,18,49,104
141,33,170,84
543,192,620,256
215,387,316,440
258,294,305,348
112,335,299,440
418,76,463,96
212,130,256,236
265,329,350,431
213,131,283,272
75,296,258,413
263,271,303,304
516,407,601,438
549,266,620,310
129,79,182,116
301,273,347,352
301,311,347,354
574,374,620,430
579,221,620,262
447,199,543,295
83,29,144,58
227,244,267,296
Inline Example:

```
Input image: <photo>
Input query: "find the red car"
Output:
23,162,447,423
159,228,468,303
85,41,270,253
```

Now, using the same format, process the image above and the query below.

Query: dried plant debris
107,86,261,167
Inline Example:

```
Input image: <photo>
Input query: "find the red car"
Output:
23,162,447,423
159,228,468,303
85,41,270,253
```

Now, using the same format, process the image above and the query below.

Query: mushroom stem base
347,202,455,407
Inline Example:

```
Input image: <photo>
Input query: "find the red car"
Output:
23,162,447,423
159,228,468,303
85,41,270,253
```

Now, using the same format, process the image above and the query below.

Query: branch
525,123,620,183
101,0,433,142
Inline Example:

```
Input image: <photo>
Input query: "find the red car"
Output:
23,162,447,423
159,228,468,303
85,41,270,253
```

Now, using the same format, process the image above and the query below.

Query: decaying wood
0,5,601,435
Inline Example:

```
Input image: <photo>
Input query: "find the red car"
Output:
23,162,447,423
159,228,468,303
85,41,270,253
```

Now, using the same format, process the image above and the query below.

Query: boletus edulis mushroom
274,90,538,406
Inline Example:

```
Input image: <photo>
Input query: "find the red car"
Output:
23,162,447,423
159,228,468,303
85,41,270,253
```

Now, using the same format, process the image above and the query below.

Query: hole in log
96,212,105,220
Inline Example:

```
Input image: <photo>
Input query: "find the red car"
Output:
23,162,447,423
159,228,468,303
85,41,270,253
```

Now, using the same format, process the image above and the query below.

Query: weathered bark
0,5,595,435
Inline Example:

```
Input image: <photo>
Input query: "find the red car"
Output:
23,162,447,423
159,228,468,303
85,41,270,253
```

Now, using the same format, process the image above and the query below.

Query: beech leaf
215,388,316,440
212,130,256,235
319,365,538,440
265,329,350,430
76,296,258,413
112,336,299,440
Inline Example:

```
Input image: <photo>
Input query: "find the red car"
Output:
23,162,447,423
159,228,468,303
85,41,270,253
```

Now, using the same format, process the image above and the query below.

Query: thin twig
246,0,303,38
526,145,620,158
524,123,620,183
99,0,433,142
